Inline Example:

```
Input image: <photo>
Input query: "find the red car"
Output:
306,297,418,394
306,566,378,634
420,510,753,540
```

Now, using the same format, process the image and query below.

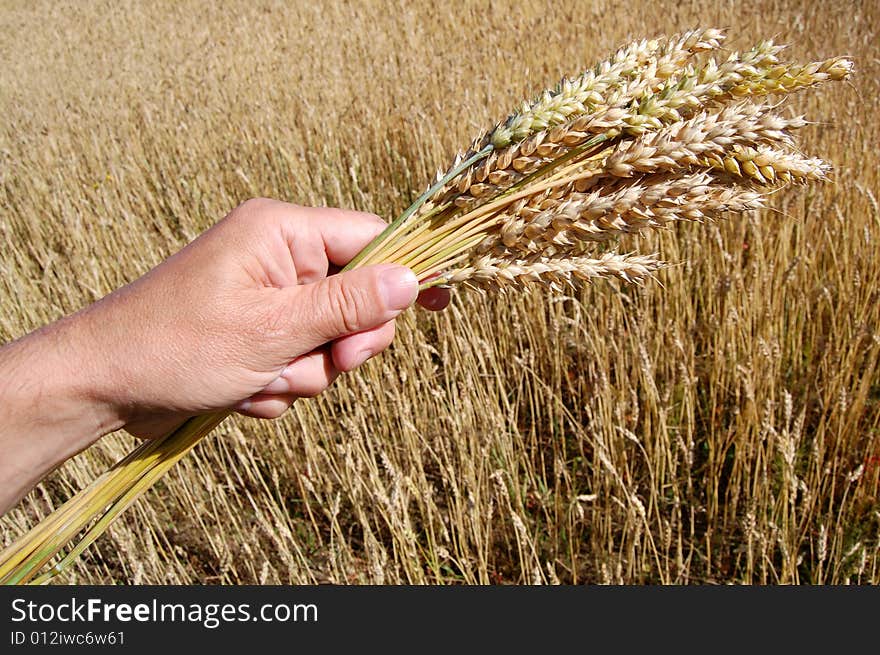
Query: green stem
30,413,229,585
342,145,493,272
1,413,229,585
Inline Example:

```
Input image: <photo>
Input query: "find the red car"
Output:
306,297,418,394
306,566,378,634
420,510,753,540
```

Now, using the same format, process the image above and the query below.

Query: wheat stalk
0,29,852,585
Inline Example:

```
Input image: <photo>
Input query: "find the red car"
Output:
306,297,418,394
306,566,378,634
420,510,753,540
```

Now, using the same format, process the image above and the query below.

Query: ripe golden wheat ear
0,27,852,585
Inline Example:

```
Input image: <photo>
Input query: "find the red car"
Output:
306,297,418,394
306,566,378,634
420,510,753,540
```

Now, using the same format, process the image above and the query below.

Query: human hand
0,199,449,511
86,198,450,437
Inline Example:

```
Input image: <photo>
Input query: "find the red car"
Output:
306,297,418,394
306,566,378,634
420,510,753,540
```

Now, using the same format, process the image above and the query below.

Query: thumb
288,264,418,351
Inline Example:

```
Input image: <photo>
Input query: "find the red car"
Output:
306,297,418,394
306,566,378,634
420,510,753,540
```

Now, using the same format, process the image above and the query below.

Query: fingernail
263,368,291,394
379,266,418,311
420,289,448,311
235,398,252,412
350,349,372,369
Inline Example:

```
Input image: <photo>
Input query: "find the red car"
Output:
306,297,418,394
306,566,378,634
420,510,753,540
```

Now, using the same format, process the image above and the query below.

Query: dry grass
1,0,878,584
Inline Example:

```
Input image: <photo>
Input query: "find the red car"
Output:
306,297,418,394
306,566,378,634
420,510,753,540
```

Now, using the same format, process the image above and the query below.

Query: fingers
261,347,339,397
417,286,451,311
288,207,388,284
224,199,388,285
234,347,338,419
331,320,396,371
295,206,388,267
236,320,395,419
281,263,417,354
268,203,387,276
235,393,299,420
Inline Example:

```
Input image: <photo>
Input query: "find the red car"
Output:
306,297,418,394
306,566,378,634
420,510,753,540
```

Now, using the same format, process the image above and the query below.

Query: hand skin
0,198,449,515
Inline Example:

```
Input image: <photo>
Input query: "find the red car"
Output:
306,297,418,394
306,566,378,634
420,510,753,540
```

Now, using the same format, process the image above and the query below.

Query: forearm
0,314,124,514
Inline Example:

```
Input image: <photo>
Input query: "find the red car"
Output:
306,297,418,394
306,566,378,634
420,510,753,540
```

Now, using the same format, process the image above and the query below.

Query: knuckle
237,197,271,215
232,197,280,226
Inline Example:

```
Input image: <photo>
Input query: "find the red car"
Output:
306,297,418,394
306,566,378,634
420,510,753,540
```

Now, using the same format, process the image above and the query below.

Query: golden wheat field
1,0,879,584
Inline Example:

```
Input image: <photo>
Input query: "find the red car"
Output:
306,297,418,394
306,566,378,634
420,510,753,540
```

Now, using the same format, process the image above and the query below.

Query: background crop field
1,0,878,584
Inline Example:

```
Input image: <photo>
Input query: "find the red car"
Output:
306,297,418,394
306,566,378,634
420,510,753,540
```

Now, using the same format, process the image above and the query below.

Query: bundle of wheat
0,28,852,585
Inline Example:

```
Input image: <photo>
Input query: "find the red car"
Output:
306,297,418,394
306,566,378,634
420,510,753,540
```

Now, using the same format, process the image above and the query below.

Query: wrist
0,313,125,512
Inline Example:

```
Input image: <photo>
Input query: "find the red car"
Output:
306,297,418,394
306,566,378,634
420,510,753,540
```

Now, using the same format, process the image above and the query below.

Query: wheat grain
489,28,727,148
700,145,831,183
479,173,765,254
444,252,663,290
